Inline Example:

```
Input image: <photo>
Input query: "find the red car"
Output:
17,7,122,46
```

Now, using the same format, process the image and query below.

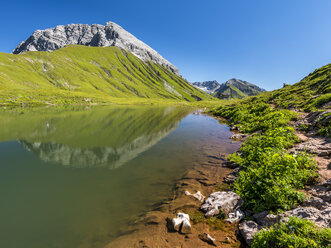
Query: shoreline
105,107,330,247
105,115,244,248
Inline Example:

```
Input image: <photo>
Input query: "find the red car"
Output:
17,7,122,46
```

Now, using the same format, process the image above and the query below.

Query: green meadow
0,45,215,106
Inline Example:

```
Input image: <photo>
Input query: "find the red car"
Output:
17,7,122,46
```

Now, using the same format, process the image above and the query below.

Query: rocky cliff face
192,80,220,93
13,21,179,75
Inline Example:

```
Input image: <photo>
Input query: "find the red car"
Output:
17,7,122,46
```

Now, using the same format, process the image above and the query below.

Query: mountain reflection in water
0,106,190,169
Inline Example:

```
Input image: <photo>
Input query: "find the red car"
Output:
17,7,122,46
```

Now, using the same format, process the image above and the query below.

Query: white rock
227,209,245,223
171,212,191,233
181,219,192,234
172,217,183,232
201,191,243,217
199,232,216,246
185,190,205,202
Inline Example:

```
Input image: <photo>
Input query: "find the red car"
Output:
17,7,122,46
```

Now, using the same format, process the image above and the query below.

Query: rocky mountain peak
13,21,179,75
192,80,221,93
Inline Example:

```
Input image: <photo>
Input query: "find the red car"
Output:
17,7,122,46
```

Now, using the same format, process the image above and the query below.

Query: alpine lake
0,105,239,248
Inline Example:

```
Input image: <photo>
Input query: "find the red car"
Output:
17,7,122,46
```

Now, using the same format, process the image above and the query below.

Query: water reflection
0,106,190,169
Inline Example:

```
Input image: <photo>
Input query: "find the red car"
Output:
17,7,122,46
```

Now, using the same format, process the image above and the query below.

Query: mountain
214,78,266,99
0,46,213,106
193,78,265,99
13,22,179,75
192,80,220,93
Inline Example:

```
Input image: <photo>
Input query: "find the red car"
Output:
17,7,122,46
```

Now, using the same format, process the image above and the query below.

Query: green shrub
252,217,331,248
234,151,317,212
212,101,318,213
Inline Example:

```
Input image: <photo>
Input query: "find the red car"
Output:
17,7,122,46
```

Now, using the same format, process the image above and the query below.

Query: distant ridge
13,21,179,75
193,78,265,99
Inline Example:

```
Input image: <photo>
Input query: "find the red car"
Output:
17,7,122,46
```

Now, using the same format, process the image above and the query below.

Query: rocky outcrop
295,110,331,136
240,203,331,245
290,136,331,156
13,22,179,75
200,191,243,217
192,80,221,93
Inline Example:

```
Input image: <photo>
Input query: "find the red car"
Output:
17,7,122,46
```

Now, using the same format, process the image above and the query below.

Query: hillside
267,63,331,111
0,46,213,106
213,78,265,99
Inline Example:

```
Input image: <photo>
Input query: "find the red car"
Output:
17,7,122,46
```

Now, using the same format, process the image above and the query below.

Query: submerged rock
185,190,205,202
201,191,243,217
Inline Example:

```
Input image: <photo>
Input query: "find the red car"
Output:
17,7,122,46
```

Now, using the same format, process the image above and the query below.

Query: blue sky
1,0,331,90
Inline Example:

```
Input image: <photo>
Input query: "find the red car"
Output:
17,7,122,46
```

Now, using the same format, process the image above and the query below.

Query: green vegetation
213,84,247,99
252,217,331,248
0,45,214,106
211,63,331,246
212,102,318,212
256,63,331,112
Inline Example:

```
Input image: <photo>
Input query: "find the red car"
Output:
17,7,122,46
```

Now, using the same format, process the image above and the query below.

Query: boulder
253,211,280,227
171,213,192,234
239,221,260,245
201,191,243,217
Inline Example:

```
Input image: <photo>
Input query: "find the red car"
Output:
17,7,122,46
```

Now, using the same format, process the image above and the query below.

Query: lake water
0,106,239,248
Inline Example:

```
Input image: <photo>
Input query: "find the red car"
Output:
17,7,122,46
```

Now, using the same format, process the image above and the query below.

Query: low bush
212,101,318,212
252,217,331,248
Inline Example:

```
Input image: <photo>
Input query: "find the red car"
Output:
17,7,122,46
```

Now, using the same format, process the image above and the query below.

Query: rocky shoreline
105,124,244,247
105,111,330,247
229,111,331,246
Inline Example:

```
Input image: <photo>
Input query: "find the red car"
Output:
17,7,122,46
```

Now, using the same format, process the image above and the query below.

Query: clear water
0,106,239,248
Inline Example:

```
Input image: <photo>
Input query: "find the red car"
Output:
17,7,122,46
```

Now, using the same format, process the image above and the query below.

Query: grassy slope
260,63,331,111
211,64,331,246
0,45,214,106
